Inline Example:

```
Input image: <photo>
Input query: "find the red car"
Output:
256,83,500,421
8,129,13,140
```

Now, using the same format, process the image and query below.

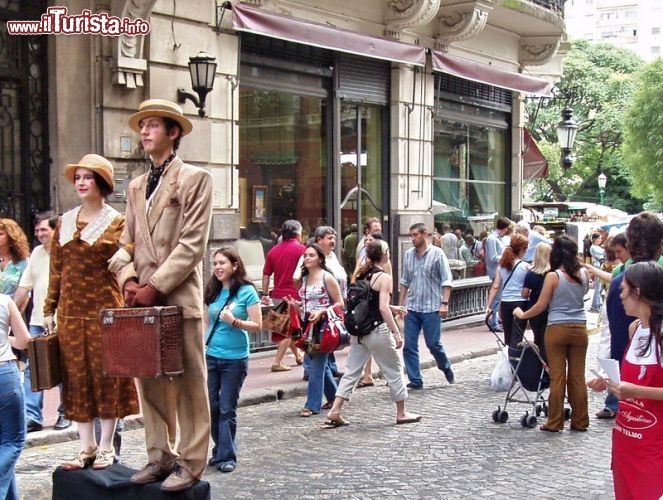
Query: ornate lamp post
556,107,578,169
177,51,218,117
598,172,607,205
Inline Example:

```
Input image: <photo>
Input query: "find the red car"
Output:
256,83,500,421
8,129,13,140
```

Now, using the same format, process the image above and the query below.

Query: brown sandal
299,409,317,417
321,401,333,410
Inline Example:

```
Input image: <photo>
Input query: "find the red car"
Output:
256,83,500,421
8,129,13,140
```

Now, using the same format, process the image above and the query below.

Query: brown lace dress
44,208,139,422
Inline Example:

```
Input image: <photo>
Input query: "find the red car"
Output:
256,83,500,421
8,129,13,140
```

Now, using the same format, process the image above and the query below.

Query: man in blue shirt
399,223,454,389
484,217,511,331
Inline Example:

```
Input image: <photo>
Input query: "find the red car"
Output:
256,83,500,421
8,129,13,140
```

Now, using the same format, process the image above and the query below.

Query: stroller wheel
519,415,527,427
526,415,538,428
564,408,572,420
492,410,500,423
535,405,542,417
498,410,509,424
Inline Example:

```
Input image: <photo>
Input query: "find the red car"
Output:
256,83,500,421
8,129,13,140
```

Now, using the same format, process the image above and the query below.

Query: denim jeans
403,310,450,387
604,391,619,413
23,325,65,425
303,352,338,378
304,352,337,413
206,356,248,467
0,361,25,500
591,282,602,311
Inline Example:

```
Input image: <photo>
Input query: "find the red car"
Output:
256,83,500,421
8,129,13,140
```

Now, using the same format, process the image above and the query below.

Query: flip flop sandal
321,418,350,428
299,409,317,418
356,380,375,388
321,401,333,410
396,415,423,425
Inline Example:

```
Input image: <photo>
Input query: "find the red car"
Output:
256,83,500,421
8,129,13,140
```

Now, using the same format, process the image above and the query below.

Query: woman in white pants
325,240,422,426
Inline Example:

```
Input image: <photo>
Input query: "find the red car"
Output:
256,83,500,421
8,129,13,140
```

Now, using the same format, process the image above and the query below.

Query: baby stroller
486,312,552,428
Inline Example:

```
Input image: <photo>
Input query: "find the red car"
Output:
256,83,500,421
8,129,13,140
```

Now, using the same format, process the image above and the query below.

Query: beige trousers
138,317,210,478
336,323,408,402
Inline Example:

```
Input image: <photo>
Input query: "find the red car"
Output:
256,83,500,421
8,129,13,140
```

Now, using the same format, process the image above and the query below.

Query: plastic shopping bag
489,346,513,392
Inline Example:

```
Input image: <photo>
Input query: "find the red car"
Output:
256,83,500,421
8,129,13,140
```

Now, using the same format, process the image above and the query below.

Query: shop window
433,103,508,279
239,86,328,245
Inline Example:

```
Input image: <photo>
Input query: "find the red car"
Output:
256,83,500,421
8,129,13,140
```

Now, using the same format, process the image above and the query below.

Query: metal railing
529,0,566,15
248,277,492,352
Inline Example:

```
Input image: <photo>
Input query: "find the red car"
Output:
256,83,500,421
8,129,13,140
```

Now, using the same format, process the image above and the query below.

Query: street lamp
556,107,578,169
598,172,607,205
177,51,218,117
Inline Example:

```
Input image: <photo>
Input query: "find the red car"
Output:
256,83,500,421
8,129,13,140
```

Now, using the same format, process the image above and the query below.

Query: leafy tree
622,58,663,209
525,40,644,213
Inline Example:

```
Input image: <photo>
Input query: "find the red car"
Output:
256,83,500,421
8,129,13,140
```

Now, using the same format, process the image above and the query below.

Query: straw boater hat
128,99,193,136
63,154,115,190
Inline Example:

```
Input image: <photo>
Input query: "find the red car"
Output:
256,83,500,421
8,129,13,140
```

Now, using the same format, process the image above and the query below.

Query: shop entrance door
339,103,386,275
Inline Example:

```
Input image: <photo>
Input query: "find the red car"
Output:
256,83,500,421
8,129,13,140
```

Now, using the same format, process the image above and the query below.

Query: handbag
262,300,290,336
294,319,317,354
288,302,302,339
324,305,350,352
26,333,62,391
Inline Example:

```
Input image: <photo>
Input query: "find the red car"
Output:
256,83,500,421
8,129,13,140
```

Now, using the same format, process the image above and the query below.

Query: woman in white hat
43,154,139,471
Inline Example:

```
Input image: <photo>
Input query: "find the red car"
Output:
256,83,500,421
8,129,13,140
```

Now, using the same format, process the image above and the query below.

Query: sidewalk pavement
27,311,599,448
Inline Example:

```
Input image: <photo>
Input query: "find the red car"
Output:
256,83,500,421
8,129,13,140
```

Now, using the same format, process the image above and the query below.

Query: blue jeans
23,325,65,425
206,356,248,467
0,361,25,500
591,282,602,311
303,352,338,378
304,352,337,413
403,310,450,387
604,391,619,413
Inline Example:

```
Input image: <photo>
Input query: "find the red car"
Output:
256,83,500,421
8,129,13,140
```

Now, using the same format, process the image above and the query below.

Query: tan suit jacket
118,156,212,476
119,157,212,318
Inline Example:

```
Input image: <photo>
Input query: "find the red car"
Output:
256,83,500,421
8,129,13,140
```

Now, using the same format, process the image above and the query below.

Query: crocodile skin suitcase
26,333,62,391
100,306,183,378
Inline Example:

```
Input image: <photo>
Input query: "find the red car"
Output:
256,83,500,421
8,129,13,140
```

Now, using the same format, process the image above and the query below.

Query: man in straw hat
108,99,212,492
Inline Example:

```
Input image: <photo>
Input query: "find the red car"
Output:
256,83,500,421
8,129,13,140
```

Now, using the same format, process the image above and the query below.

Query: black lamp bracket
215,1,232,34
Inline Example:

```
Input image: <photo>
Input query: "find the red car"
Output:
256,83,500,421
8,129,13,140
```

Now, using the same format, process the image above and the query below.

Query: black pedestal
52,463,211,500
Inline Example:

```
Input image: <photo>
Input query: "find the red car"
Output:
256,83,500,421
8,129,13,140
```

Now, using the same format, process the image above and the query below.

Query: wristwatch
441,301,449,305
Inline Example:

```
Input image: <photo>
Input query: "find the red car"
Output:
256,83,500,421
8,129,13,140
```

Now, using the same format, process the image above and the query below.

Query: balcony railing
529,0,566,15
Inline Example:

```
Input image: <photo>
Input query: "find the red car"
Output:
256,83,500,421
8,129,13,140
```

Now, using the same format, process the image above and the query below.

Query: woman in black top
522,243,552,358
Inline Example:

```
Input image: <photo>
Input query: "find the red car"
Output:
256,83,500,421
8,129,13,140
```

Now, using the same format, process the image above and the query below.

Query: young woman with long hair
325,241,421,426
204,247,262,473
515,235,589,432
0,218,30,298
588,261,663,499
521,243,552,357
288,242,343,418
485,233,530,348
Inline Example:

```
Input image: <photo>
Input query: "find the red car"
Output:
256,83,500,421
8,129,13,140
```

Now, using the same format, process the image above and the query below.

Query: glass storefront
238,64,329,244
433,100,510,279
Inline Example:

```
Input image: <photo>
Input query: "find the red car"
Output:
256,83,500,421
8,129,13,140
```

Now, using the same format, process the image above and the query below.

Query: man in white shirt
15,212,70,432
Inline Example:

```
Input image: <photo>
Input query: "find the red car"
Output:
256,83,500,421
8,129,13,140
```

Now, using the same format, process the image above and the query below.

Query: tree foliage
525,40,644,213
622,59,663,209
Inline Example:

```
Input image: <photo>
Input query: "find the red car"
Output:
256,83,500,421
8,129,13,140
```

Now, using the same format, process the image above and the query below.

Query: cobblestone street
16,336,615,499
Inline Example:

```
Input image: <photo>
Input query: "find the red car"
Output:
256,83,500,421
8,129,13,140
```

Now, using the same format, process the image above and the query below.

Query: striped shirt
400,244,453,313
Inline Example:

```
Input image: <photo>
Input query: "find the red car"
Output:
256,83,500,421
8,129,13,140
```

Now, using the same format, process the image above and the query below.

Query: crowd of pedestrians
1,97,661,500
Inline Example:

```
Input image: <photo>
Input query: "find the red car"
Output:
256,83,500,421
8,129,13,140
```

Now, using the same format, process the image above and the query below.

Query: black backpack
344,270,383,337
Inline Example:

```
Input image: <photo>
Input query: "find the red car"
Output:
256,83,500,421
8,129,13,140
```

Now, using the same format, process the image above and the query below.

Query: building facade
2,0,566,321
564,0,663,62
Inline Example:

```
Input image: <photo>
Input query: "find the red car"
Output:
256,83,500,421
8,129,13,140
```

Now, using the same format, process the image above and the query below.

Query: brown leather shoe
161,464,198,492
130,462,172,484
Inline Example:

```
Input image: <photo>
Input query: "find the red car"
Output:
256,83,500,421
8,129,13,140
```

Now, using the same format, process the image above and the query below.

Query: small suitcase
26,334,62,391
100,306,184,378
